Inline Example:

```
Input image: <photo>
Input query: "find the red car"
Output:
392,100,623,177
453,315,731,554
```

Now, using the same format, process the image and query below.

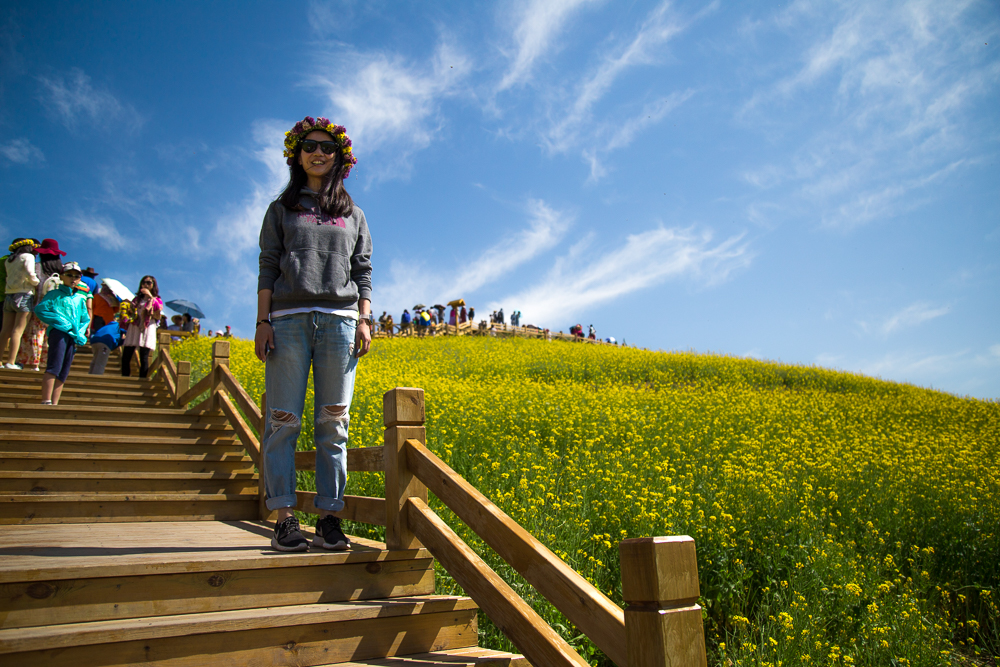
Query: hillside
173,335,1000,666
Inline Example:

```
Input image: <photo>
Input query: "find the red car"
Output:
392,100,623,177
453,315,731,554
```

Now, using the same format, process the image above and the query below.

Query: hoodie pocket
279,248,353,298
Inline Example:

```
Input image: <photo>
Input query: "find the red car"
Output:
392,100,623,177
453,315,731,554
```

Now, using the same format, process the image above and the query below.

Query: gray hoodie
257,192,372,313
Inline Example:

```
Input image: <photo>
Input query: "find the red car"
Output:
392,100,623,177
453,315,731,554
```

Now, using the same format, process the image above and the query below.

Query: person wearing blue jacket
33,262,89,405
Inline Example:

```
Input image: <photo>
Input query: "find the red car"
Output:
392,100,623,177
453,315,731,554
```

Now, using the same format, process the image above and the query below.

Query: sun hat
82,267,99,277
38,239,67,257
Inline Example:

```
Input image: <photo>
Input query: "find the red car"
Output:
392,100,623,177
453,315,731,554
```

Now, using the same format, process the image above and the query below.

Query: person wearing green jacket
33,262,90,405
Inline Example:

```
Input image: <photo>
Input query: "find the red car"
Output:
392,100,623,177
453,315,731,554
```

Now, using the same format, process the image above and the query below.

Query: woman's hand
254,322,274,363
355,320,371,358
139,288,151,298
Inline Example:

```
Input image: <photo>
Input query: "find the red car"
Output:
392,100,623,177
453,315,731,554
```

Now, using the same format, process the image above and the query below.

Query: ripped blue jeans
262,312,357,512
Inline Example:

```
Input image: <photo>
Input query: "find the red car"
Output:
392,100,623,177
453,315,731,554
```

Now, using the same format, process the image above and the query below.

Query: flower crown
8,239,37,253
283,116,357,179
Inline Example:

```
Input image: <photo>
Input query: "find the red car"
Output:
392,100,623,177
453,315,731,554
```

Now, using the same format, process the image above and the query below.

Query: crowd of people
0,236,199,405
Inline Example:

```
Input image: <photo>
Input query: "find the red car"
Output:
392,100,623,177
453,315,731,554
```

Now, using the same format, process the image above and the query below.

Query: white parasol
101,278,135,302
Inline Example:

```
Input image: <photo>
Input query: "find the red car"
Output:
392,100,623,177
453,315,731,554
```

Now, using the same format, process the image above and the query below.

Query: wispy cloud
309,40,470,181
37,68,143,133
0,138,43,165
497,0,603,91
499,226,750,325
739,0,998,230
375,198,572,314
212,119,289,263
66,213,127,251
880,302,950,336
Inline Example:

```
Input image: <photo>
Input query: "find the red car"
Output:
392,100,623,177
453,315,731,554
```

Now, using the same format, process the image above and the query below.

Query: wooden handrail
217,391,260,465
177,370,213,406
294,446,384,472
404,437,627,666
295,491,386,525
217,364,262,431
406,496,590,667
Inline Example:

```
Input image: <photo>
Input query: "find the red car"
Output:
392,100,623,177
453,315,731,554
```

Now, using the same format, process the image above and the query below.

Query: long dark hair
38,253,63,277
277,132,354,218
137,275,159,298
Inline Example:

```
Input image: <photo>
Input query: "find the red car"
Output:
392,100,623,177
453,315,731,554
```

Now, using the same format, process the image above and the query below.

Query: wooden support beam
175,361,191,405
218,392,260,465
210,341,229,411
406,496,589,667
404,438,627,666
178,371,213,407
383,388,427,550
295,491,386,525
619,536,707,667
295,446,384,472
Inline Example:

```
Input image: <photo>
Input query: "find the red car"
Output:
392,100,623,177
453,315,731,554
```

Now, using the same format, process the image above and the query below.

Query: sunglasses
300,140,337,155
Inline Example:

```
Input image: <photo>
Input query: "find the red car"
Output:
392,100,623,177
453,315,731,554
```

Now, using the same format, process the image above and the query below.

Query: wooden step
0,523,434,629
1,402,227,423
341,647,529,666
0,417,234,439
0,471,258,495
0,452,255,474
0,493,260,523
0,596,478,666
0,439,244,456
0,432,240,447
0,391,171,407
0,368,162,389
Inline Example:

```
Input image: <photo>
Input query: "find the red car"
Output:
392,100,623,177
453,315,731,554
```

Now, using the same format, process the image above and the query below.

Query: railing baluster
210,340,229,412
383,387,428,550
175,361,190,406
620,536,708,666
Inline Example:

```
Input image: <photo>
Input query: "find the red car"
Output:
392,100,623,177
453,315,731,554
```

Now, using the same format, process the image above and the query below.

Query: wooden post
175,360,191,405
383,387,428,550
258,391,276,521
619,536,707,667
210,340,230,411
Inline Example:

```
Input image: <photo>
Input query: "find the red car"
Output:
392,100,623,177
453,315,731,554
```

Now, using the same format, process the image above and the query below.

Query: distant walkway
373,321,621,346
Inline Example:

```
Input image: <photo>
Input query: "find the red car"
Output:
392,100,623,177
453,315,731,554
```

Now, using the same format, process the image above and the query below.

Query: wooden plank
0,499,259,524
0,478,259,495
0,521,430,583
294,446,384,472
218,392,260,465
338,647,529,666
406,497,589,667
384,387,427,550
1,558,435,628
0,470,256,480
218,364,262,432
3,604,478,667
294,492,386,526
405,439,627,667
0,595,477,654
0,442,244,456
383,387,426,426
0,460,255,475
177,371,213,406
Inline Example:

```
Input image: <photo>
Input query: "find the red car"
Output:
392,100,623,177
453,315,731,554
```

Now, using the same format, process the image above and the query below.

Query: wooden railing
153,334,707,666
373,320,620,345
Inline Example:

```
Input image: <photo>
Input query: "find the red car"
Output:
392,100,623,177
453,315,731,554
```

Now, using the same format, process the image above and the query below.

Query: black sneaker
271,516,308,552
314,515,350,550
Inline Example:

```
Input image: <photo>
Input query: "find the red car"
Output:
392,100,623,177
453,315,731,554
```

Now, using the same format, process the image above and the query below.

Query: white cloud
739,0,997,230
37,68,142,132
213,119,289,263
880,302,950,336
497,0,603,91
309,40,470,181
375,198,572,315
0,138,44,165
498,226,750,326
66,213,127,251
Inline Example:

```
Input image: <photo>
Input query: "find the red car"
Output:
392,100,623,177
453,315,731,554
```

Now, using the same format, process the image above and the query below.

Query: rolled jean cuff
265,493,298,511
313,495,346,512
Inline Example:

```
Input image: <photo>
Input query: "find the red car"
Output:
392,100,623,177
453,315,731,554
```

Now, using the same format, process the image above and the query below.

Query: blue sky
1,0,998,398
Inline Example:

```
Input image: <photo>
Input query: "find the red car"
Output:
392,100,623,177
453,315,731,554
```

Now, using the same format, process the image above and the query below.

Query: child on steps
32,262,90,405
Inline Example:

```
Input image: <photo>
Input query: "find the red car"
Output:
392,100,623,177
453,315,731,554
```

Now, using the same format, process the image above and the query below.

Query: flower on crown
283,116,358,179
8,238,38,253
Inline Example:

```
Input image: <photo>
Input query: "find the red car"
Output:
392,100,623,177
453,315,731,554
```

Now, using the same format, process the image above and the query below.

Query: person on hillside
384,312,393,337
449,306,456,326
121,275,163,378
1,238,40,369
33,262,90,405
459,305,467,324
400,309,411,335
468,306,475,322
255,116,372,553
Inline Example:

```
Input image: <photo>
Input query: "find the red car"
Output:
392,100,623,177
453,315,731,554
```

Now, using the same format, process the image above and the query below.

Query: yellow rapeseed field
172,335,999,666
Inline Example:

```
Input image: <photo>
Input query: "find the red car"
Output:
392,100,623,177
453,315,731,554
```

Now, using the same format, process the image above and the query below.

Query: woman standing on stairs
254,116,372,553
121,275,162,378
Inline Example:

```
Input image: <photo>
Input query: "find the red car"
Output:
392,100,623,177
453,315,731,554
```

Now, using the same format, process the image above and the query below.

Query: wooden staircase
0,347,527,666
